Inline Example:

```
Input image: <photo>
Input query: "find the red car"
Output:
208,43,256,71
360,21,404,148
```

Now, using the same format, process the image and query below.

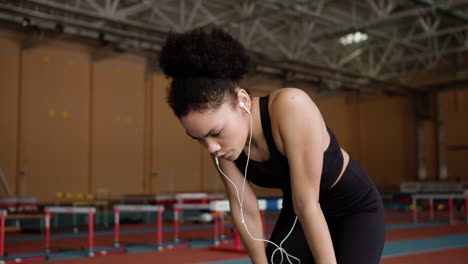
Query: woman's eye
212,130,222,137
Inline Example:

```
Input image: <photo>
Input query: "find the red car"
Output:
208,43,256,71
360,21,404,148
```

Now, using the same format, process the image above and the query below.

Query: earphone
239,101,250,114
214,100,300,264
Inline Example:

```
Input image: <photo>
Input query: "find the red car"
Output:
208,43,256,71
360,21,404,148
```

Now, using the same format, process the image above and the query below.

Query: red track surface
4,211,468,264
381,247,468,264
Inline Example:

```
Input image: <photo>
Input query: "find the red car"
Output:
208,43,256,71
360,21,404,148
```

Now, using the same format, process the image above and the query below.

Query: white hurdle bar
45,206,96,257
0,210,6,261
412,194,468,224
114,205,165,251
174,193,224,223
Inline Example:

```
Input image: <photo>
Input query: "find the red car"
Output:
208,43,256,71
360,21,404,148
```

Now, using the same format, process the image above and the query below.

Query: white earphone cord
215,102,301,264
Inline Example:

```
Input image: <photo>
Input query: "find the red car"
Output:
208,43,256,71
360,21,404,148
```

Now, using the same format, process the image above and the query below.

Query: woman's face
180,101,249,161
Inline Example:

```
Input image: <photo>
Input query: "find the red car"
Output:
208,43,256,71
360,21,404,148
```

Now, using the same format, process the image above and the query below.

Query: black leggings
266,159,386,264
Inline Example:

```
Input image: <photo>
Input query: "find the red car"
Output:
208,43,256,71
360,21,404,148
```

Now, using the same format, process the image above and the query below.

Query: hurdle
173,203,212,243
45,206,96,257
174,193,224,223
0,210,50,264
113,205,164,251
412,194,468,224
208,199,268,253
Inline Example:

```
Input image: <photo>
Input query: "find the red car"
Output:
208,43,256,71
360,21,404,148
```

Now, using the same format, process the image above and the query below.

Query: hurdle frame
412,194,468,224
44,206,96,257
174,193,224,223
173,203,212,243
113,205,164,251
208,199,268,252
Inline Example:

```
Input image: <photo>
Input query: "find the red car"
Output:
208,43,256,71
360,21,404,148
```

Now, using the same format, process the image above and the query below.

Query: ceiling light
340,32,368,45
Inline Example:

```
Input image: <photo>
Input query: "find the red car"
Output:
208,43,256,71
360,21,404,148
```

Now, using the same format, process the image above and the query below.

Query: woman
159,28,385,264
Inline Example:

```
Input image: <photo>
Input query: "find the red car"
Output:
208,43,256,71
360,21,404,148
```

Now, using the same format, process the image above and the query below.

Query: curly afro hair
159,28,250,118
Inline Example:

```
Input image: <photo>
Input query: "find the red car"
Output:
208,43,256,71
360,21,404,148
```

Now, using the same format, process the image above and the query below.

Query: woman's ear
236,88,251,109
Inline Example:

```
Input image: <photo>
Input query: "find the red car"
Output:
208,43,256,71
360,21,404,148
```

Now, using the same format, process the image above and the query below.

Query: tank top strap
259,95,283,159
325,126,341,153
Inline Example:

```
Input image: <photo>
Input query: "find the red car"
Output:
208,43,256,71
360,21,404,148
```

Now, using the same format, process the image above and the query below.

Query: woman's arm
215,158,268,264
272,89,336,264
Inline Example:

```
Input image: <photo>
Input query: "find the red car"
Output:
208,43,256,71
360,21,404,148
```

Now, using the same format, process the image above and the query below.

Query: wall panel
151,73,201,193
20,46,90,201
358,95,416,189
443,89,468,181
424,120,438,181
0,33,20,195
92,56,145,197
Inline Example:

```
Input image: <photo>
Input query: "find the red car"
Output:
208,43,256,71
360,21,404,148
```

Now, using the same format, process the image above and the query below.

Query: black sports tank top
234,95,344,197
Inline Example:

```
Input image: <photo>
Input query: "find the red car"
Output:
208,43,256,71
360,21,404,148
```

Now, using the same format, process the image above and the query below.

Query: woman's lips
220,153,230,159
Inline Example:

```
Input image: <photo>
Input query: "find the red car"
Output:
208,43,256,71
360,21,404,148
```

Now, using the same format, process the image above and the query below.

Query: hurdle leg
220,212,225,240
180,207,184,224
114,208,120,248
45,210,51,254
234,229,241,250
157,209,163,251
1,212,5,259
213,212,219,246
88,210,94,257
412,196,417,224
174,208,179,243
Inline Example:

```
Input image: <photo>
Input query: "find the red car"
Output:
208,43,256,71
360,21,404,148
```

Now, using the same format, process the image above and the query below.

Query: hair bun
159,28,249,81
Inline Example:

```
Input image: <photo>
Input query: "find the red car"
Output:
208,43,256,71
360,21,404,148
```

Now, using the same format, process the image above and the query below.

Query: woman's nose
206,140,221,154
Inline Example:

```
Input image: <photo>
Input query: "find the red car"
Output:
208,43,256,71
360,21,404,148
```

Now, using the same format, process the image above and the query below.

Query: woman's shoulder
269,87,315,113
266,88,322,154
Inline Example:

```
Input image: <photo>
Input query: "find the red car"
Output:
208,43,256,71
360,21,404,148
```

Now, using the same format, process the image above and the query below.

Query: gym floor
5,209,468,264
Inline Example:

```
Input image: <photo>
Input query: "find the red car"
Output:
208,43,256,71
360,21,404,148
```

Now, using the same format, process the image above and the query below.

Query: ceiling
1,0,468,95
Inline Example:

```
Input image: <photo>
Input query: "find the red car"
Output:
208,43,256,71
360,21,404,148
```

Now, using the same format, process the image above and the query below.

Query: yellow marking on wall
62,112,69,119
43,56,50,63
49,109,56,118
113,116,121,124
125,116,133,124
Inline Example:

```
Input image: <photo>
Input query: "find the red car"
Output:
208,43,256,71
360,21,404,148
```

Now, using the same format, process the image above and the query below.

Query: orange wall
1,29,467,202
0,31,20,196
315,93,417,190
151,73,202,194
408,58,468,183
359,95,416,189
443,89,468,182
20,45,91,200
91,56,146,196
